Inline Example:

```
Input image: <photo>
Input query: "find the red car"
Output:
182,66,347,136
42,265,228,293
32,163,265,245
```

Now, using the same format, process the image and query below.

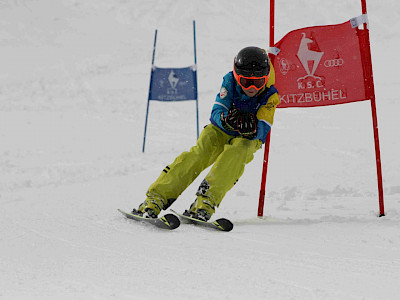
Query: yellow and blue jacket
210,64,280,143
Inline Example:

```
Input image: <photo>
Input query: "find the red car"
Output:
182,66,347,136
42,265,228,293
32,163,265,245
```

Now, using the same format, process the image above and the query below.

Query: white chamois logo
168,70,179,89
167,70,179,94
297,33,324,77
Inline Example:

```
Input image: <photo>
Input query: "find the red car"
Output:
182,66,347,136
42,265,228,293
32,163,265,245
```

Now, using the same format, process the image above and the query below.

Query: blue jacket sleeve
211,102,227,129
252,120,271,143
210,74,234,131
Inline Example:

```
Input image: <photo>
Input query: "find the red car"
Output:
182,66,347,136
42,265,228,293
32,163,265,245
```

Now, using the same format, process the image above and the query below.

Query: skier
133,46,280,221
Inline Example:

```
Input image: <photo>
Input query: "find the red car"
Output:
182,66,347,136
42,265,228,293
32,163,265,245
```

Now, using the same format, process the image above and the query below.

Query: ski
170,209,233,232
118,209,180,230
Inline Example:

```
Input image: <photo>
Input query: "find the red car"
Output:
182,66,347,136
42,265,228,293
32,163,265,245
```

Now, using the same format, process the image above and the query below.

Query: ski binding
171,209,233,232
118,209,180,230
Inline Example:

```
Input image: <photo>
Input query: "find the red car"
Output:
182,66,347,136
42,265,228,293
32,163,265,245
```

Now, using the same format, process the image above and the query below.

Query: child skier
133,46,280,221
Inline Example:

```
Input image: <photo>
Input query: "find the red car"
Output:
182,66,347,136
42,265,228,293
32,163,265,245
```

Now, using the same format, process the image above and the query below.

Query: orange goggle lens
233,69,270,91
240,77,266,89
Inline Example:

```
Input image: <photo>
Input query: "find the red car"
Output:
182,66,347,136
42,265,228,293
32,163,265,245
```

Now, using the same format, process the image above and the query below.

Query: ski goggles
233,68,270,91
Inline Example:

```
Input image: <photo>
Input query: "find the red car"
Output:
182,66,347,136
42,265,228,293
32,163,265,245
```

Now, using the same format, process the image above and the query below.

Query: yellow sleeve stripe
256,93,280,125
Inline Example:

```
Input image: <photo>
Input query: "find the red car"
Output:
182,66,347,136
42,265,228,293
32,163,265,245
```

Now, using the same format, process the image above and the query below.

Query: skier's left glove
237,112,257,139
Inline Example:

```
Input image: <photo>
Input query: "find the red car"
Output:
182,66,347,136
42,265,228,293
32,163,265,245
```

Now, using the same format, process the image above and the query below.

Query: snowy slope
1,0,400,299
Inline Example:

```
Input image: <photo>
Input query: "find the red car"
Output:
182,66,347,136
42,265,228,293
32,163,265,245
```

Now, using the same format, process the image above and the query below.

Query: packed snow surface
1,0,400,299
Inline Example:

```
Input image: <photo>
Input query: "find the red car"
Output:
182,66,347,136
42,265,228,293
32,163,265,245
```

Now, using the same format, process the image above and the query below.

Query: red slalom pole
361,0,385,216
258,133,272,217
258,0,275,217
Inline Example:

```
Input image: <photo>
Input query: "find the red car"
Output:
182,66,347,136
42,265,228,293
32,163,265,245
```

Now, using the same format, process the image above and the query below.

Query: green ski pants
144,124,262,215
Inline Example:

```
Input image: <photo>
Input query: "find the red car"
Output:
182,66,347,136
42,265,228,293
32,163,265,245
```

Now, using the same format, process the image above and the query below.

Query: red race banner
270,17,371,108
259,1,384,218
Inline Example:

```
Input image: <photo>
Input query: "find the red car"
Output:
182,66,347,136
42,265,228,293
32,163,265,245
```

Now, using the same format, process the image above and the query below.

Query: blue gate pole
193,20,199,139
142,29,158,153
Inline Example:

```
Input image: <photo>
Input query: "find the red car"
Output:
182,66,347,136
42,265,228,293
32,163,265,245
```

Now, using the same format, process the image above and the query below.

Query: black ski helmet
234,46,270,77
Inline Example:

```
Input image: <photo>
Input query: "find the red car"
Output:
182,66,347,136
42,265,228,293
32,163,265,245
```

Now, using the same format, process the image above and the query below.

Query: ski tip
162,213,181,230
117,208,129,216
215,218,234,232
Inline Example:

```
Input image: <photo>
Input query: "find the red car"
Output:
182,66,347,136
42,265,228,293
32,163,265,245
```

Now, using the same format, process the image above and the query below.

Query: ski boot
184,196,215,222
131,207,158,219
183,209,211,222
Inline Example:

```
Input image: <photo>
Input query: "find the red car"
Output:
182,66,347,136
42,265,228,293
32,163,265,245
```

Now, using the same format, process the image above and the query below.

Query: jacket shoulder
222,72,234,86
266,63,276,87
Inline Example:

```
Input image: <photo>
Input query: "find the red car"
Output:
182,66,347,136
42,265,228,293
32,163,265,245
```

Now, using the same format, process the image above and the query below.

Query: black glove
220,108,241,132
237,112,258,139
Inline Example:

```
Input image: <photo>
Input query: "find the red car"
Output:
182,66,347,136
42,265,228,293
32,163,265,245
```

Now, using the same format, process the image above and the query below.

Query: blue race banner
143,21,199,152
149,66,197,101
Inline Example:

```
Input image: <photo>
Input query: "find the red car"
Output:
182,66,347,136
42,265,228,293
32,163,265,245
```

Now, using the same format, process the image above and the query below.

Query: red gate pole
258,0,275,217
361,0,385,216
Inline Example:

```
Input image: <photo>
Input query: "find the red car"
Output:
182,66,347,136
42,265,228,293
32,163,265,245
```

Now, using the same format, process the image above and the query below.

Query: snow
1,0,400,299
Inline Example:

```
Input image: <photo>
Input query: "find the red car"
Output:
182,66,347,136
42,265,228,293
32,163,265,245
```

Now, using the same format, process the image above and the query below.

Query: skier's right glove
220,108,241,132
